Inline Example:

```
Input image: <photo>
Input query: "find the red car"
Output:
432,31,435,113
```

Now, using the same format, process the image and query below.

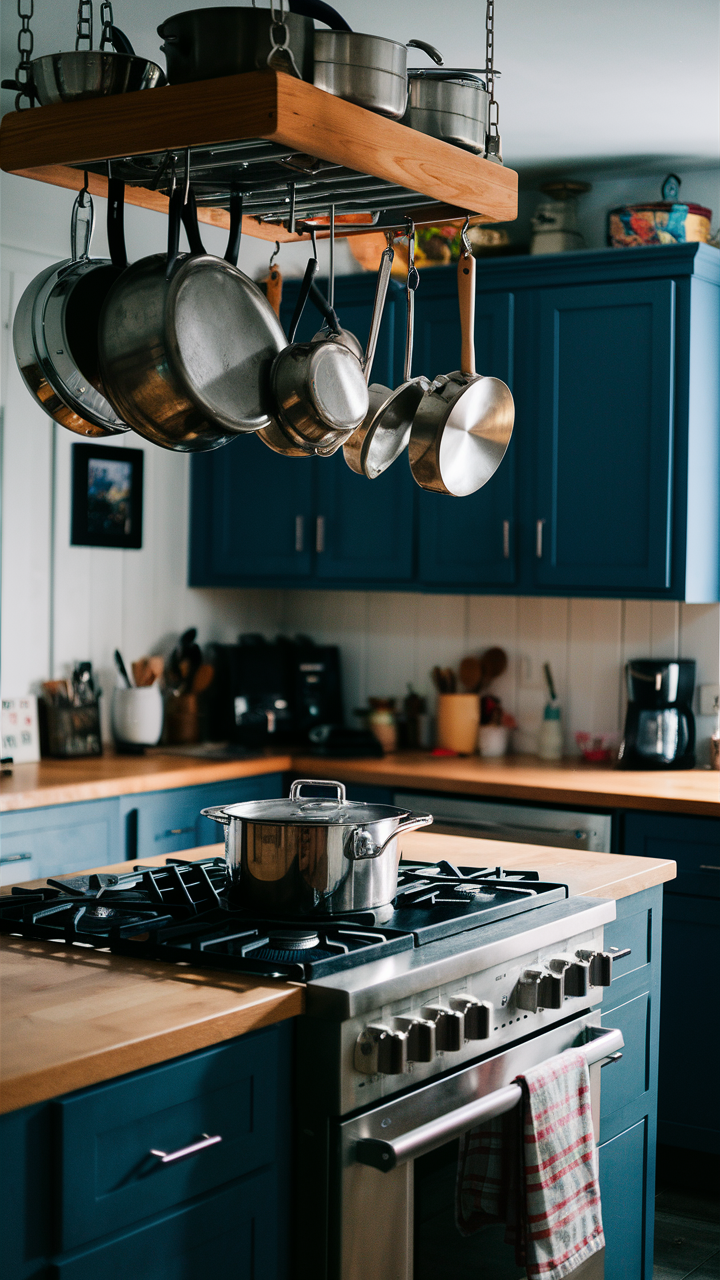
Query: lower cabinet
622,811,720,1154
597,1119,647,1280
0,772,284,882
0,1022,293,1280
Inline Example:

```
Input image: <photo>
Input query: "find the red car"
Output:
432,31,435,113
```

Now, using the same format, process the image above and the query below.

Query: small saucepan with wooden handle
408,221,514,497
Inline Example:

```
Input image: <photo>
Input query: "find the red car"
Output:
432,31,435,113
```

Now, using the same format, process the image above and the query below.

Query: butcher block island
1,828,673,1280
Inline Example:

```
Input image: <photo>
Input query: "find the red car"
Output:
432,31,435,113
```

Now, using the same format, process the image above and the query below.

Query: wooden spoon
266,265,283,317
480,647,508,687
459,655,483,693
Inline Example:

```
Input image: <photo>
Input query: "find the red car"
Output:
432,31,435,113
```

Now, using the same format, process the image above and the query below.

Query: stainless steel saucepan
313,32,442,118
344,226,429,479
403,67,489,154
98,186,287,451
13,181,130,438
408,226,515,496
202,778,433,917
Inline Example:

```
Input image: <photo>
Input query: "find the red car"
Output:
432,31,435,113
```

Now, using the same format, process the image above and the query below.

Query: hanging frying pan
98,186,287,451
408,230,514,496
13,180,130,437
344,227,429,479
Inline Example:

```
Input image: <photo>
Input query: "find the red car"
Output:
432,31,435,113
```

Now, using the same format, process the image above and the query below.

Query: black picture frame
70,443,144,550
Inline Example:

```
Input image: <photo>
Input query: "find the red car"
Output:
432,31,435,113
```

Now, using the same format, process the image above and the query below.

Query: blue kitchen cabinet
189,273,416,587
413,274,517,586
622,811,720,1153
0,1022,292,1280
0,796,121,886
597,1118,647,1280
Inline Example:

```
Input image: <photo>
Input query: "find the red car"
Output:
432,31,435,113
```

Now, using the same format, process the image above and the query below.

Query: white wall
276,591,720,761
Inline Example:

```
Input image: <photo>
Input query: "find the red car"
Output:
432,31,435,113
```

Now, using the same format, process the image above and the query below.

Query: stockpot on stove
202,779,432,916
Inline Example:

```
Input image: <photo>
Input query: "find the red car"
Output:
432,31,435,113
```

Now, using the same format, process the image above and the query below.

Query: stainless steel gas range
0,854,625,1280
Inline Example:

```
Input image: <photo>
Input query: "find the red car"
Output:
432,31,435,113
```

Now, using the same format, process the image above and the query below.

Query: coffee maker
618,659,696,769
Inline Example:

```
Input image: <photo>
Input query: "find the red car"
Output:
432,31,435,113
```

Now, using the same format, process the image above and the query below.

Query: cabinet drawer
600,991,650,1122
55,1166,279,1280
121,772,282,860
0,799,120,885
624,812,720,899
603,903,652,986
56,1028,280,1251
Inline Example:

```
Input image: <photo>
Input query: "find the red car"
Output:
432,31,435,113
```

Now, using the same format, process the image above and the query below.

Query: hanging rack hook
405,218,419,291
461,215,472,257
269,240,281,268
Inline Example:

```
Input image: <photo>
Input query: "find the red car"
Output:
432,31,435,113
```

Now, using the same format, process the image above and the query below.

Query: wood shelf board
0,70,517,239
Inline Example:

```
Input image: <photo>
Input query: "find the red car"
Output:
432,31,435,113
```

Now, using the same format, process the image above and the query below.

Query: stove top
0,857,567,980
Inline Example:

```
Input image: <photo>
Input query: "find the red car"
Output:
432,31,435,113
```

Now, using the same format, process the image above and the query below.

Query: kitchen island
1,836,674,1280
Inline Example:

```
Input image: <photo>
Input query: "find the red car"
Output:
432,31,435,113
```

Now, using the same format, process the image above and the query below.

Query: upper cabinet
190,244,720,601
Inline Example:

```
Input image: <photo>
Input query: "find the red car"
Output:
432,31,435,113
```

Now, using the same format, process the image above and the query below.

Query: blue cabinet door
598,1118,648,1280
0,798,120,885
532,279,675,591
119,772,283,861
286,273,415,584
189,432,314,584
413,275,516,586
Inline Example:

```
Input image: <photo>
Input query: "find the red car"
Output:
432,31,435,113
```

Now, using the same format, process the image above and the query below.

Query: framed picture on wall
71,443,144,549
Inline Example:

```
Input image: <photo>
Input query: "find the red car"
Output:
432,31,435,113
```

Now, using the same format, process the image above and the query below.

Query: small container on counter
367,698,398,754
112,684,164,749
538,703,563,760
436,692,479,754
478,723,510,757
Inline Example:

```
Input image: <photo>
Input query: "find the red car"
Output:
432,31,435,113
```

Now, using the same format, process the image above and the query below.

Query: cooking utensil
313,33,442,118
408,226,515,497
99,186,287,451
403,67,489,154
114,648,132,687
202,778,433,916
459,655,483,692
543,662,557,702
157,0,349,85
191,662,215,694
481,646,508,685
344,225,428,479
29,48,164,105
270,243,370,455
13,182,131,438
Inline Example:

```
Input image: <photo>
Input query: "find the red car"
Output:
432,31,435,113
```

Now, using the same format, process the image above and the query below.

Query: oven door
336,1012,622,1280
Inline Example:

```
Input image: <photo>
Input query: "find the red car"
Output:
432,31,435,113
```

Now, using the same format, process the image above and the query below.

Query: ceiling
1,0,718,172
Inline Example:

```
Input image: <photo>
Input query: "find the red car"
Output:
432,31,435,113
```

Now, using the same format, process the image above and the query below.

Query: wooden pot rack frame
0,70,517,242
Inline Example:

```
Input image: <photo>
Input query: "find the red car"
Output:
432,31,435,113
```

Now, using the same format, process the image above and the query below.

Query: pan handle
288,253,319,342
224,186,244,266
458,243,476,377
308,281,342,335
166,189,184,280
107,176,127,271
180,188,206,257
404,222,419,382
200,806,231,826
288,0,352,30
363,240,395,383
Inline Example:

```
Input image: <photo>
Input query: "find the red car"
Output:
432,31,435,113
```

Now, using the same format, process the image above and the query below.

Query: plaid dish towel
456,1048,603,1280
516,1048,604,1280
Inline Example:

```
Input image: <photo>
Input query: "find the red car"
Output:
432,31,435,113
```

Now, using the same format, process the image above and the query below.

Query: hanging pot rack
0,69,517,241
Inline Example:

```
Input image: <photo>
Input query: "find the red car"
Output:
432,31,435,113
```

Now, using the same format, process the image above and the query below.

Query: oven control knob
549,955,590,999
450,996,493,1040
421,1004,465,1052
394,1016,436,1063
515,967,564,1012
576,949,613,988
354,1024,408,1075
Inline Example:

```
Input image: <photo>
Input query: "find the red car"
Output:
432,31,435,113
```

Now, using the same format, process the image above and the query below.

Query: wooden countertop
293,752,720,816
0,750,292,812
0,837,674,1114
2,749,718,816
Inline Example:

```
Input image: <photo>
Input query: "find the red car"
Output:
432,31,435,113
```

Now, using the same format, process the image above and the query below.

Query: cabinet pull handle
536,518,545,558
316,515,325,553
502,520,510,559
156,826,194,840
295,515,304,553
0,852,32,865
150,1133,222,1165
700,864,720,871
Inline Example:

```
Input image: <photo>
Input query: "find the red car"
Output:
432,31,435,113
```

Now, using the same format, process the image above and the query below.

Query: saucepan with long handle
408,222,514,496
344,225,429,479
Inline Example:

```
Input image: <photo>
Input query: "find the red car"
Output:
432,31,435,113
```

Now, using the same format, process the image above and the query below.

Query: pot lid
408,68,486,86
215,796,413,825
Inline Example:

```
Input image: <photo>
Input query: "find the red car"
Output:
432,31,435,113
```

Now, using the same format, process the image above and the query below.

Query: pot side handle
201,806,231,826
353,812,433,860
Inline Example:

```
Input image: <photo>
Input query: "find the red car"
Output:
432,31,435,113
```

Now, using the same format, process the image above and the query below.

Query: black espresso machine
206,634,343,747
617,658,696,769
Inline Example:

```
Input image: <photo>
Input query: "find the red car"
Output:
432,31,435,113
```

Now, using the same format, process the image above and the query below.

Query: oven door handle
355,1025,623,1173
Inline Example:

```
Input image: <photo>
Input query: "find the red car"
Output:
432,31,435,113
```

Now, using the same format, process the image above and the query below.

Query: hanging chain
13,0,35,110
485,0,503,163
99,1,114,50
76,0,94,50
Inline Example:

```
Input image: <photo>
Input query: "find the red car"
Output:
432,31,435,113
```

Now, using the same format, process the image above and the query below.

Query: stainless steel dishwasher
393,792,612,852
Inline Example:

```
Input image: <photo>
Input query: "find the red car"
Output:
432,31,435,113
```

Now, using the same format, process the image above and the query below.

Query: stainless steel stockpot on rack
202,779,433,917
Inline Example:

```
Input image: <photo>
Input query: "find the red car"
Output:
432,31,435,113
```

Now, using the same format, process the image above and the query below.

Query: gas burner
267,930,321,951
